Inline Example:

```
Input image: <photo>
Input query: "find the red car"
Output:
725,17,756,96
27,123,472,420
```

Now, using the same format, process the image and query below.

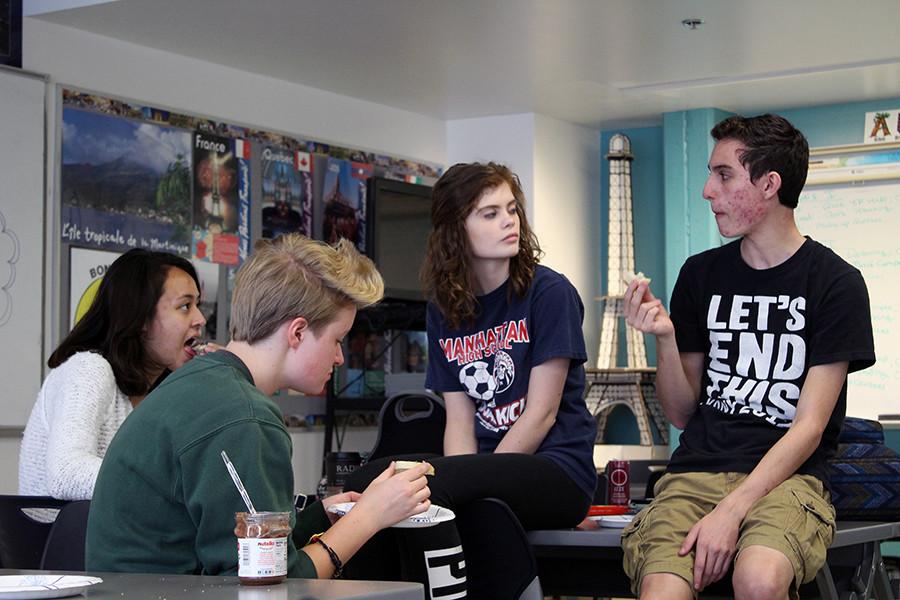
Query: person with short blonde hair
230,236,383,343
88,234,432,580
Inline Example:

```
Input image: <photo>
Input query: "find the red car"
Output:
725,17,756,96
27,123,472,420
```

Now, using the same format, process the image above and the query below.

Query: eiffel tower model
588,133,668,447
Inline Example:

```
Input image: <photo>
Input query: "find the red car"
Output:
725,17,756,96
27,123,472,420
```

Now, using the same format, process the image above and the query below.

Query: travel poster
191,133,248,265
191,258,220,342
389,330,428,374
61,108,192,255
261,147,313,239
321,157,372,253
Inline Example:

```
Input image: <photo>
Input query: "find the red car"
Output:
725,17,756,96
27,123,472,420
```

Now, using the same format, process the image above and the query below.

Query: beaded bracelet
309,533,343,579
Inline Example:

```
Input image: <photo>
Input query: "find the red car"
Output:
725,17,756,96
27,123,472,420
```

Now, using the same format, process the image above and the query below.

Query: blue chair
369,391,446,461
456,498,543,600
0,495,68,569
40,500,90,571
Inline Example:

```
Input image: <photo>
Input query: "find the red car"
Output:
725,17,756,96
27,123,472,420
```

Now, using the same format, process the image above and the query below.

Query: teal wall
598,127,665,443
775,98,900,147
599,110,730,446
599,127,666,365
661,108,732,301
660,108,734,453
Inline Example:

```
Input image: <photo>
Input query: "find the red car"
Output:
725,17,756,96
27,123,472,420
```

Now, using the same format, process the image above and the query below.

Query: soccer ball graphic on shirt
459,361,498,401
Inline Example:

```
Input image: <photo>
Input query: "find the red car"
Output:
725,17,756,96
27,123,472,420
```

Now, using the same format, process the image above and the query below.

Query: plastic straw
221,450,257,514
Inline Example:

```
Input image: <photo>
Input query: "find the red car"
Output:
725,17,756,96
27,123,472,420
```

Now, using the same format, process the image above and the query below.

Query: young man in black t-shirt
621,114,875,600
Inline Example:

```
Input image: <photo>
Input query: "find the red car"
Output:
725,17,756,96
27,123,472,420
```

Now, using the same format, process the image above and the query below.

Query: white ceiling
29,0,900,129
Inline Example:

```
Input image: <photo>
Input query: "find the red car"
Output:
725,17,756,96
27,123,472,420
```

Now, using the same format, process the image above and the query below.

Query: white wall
0,436,21,494
533,114,602,365
446,113,536,221
23,19,447,164
446,113,602,364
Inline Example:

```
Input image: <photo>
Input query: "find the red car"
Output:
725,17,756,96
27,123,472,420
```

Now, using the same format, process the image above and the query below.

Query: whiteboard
0,68,46,426
796,182,900,420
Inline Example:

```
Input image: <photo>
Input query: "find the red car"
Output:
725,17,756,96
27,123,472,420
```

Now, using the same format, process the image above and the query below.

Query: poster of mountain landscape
61,107,192,255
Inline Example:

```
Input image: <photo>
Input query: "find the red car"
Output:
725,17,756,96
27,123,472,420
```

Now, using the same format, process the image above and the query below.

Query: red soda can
606,459,630,505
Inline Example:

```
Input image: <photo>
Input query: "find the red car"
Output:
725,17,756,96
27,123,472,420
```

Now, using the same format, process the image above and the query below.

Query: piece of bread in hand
395,460,435,476
623,271,651,286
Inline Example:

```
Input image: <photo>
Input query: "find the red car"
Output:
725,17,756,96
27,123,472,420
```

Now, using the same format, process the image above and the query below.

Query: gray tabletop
527,519,900,548
0,570,424,600
527,524,623,547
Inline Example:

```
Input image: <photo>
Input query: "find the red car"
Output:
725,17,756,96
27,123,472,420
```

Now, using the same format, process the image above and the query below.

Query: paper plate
327,502,456,528
391,504,456,529
0,575,103,600
588,514,634,528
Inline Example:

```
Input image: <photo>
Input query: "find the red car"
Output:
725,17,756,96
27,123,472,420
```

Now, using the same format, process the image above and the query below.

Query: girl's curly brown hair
421,162,542,329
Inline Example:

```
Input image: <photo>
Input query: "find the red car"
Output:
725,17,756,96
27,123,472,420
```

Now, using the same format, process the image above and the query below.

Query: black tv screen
367,177,432,301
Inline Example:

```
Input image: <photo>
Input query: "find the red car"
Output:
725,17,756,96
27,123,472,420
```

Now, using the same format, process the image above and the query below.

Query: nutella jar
234,511,292,585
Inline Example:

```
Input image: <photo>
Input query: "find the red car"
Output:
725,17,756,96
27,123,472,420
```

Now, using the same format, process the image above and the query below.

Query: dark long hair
421,162,542,329
49,249,200,396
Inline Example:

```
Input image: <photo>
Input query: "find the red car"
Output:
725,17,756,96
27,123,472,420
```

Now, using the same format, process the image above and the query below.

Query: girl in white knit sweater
20,249,208,500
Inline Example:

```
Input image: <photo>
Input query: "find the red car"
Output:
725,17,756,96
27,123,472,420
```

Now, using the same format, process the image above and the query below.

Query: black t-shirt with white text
667,238,875,484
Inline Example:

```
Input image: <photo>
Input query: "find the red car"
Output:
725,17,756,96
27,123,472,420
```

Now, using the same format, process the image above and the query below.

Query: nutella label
238,537,288,578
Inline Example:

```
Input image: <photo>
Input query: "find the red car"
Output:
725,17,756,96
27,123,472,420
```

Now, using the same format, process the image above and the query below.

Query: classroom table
0,569,424,600
527,520,899,599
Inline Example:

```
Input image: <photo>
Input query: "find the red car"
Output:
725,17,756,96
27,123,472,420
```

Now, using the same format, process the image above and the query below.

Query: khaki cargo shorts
621,472,835,599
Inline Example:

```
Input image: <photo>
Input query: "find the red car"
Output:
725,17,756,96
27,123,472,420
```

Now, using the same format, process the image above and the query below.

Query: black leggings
343,453,592,598
346,452,590,528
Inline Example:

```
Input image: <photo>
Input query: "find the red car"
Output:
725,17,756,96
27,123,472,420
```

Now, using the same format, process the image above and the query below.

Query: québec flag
234,139,250,159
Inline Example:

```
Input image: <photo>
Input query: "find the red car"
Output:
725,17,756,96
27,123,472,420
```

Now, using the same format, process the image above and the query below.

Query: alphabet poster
864,109,900,144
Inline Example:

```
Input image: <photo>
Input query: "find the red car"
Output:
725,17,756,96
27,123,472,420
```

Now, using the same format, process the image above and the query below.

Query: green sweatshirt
86,351,330,577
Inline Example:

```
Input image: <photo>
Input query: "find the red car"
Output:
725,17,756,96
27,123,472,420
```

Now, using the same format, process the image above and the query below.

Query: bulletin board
56,87,443,342
797,143,900,420
0,67,46,426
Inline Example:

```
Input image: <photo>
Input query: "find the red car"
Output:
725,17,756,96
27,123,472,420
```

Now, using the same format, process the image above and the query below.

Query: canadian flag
295,151,311,172
234,139,250,159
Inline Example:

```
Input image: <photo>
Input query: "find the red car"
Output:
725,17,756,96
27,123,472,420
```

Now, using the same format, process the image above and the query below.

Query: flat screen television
366,177,433,301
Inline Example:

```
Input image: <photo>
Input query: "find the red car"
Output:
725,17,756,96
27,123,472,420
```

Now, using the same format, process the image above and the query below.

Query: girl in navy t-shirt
346,162,596,599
